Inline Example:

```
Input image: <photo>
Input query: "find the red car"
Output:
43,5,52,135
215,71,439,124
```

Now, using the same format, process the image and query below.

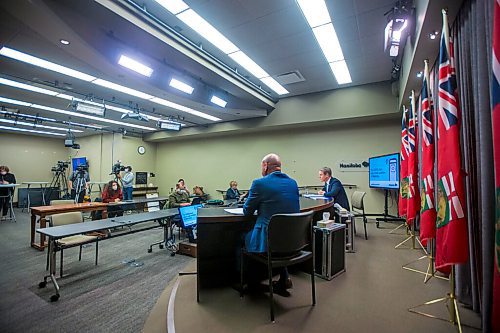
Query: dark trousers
107,205,123,218
0,194,10,216
71,190,85,203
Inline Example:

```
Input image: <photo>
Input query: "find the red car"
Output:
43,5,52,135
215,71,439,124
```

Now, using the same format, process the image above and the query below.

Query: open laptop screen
179,204,202,229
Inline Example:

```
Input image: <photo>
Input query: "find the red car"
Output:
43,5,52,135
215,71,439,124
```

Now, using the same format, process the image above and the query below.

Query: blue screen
179,204,202,228
72,157,87,171
369,153,400,189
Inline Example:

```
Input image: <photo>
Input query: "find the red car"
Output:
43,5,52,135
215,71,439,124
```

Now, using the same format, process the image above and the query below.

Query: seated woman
101,180,123,218
225,180,241,200
192,185,208,202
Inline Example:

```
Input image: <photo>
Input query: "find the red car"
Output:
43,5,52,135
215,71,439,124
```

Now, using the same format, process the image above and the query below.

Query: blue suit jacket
243,171,300,253
322,177,350,210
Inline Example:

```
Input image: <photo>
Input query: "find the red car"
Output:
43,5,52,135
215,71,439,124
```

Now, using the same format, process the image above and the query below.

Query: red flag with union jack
491,0,500,330
435,9,468,272
406,90,420,225
399,106,409,217
419,61,437,247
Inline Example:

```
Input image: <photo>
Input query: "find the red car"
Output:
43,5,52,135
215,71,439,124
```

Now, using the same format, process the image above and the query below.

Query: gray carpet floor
0,209,193,333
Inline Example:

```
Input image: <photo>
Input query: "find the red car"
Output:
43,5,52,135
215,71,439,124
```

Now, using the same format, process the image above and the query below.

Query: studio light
118,55,154,77
169,78,194,94
158,119,182,131
210,95,227,108
383,1,412,58
121,112,149,122
75,100,106,116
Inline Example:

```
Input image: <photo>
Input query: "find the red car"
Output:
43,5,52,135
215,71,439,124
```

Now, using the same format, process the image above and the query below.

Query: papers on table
303,194,329,200
224,208,244,215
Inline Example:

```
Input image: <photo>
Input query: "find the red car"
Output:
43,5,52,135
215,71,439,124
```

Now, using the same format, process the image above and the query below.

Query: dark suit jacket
322,177,349,210
225,187,240,200
243,171,300,253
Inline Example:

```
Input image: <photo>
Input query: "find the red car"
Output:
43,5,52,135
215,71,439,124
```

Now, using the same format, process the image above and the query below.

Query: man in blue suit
243,153,300,294
318,167,350,210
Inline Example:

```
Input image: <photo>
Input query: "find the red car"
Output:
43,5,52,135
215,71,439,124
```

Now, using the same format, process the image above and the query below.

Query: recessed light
416,71,423,78
210,95,227,108
169,78,194,94
59,39,70,45
429,31,439,40
118,55,154,77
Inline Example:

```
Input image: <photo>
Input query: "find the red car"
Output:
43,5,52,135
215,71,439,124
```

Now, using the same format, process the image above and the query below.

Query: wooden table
196,197,334,289
30,202,108,251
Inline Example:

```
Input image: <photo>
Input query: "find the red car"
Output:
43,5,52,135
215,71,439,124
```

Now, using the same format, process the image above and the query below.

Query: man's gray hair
320,167,332,176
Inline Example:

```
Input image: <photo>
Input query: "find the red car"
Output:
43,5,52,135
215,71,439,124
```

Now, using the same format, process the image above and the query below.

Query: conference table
196,197,334,290
37,209,179,301
30,202,108,251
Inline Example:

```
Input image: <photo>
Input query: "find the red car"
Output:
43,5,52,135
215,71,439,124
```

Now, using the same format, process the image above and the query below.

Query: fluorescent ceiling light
0,124,66,136
169,78,194,94
0,96,156,131
329,61,352,84
228,51,269,79
260,77,289,95
92,79,154,100
1,47,220,121
151,97,221,121
154,0,189,15
177,9,239,54
296,0,331,28
0,47,96,82
0,118,83,132
118,55,153,77
210,95,227,108
312,23,344,62
0,77,60,96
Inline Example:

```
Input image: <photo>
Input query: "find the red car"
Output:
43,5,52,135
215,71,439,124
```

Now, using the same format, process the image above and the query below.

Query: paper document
224,208,244,215
303,194,329,200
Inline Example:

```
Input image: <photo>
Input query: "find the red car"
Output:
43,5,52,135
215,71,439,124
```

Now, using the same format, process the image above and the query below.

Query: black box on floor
178,241,197,258
314,223,346,280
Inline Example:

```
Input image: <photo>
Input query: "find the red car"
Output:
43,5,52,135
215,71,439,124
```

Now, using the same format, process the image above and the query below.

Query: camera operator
0,166,16,220
118,166,134,200
68,165,90,203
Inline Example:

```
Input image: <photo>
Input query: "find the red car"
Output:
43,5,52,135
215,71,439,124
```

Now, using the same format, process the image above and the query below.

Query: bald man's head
261,153,282,176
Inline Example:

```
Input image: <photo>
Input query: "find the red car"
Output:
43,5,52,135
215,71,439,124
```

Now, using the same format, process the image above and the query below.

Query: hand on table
318,190,325,195
114,198,121,202
180,202,191,207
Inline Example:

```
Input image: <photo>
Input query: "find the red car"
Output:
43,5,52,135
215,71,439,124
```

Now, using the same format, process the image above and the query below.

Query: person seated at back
178,178,190,196
192,185,208,202
318,167,350,210
243,153,300,295
101,180,123,218
226,180,241,200
169,182,191,208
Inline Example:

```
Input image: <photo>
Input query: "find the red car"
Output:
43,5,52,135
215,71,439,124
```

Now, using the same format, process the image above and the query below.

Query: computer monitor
72,157,87,171
368,153,400,189
178,204,202,229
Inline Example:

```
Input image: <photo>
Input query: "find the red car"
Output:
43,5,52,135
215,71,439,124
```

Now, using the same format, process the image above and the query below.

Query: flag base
402,239,449,283
408,266,480,332
394,223,426,251
388,222,407,235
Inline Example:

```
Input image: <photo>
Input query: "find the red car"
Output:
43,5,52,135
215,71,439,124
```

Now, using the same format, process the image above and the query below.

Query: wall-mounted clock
138,146,146,155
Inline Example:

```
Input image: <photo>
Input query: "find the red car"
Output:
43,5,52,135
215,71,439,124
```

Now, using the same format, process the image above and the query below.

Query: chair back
268,211,314,254
50,212,84,227
351,191,366,211
50,199,74,206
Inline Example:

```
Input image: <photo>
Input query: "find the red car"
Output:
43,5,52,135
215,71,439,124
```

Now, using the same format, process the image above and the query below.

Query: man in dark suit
243,153,300,294
318,167,350,210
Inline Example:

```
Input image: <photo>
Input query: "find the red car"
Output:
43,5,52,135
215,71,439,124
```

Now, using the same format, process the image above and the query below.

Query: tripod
46,169,70,201
364,189,406,228
72,170,88,203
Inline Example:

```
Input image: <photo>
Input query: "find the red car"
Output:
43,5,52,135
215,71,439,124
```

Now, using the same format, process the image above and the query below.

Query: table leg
41,184,46,206
102,208,108,219
31,213,36,247
40,238,60,301
27,184,31,212
40,217,46,250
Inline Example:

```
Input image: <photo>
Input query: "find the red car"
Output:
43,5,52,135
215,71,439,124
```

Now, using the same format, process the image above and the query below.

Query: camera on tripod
111,161,125,175
51,161,70,172
76,164,89,173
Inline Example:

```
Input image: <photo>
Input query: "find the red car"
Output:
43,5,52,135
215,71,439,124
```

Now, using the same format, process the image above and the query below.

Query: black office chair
351,191,368,240
240,211,316,322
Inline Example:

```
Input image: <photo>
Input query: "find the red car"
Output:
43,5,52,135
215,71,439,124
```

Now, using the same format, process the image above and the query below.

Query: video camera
76,164,89,173
51,161,70,172
111,161,125,175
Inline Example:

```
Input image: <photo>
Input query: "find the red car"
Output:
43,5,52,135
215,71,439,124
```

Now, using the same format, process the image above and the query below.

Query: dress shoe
272,278,293,290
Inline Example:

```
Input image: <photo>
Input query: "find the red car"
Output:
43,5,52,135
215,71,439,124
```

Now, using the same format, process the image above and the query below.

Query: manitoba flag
491,0,500,330
406,90,420,225
399,106,409,217
420,60,437,247
435,9,468,272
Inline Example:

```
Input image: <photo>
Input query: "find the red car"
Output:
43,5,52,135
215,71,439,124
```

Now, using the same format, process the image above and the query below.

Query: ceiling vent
275,70,305,85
